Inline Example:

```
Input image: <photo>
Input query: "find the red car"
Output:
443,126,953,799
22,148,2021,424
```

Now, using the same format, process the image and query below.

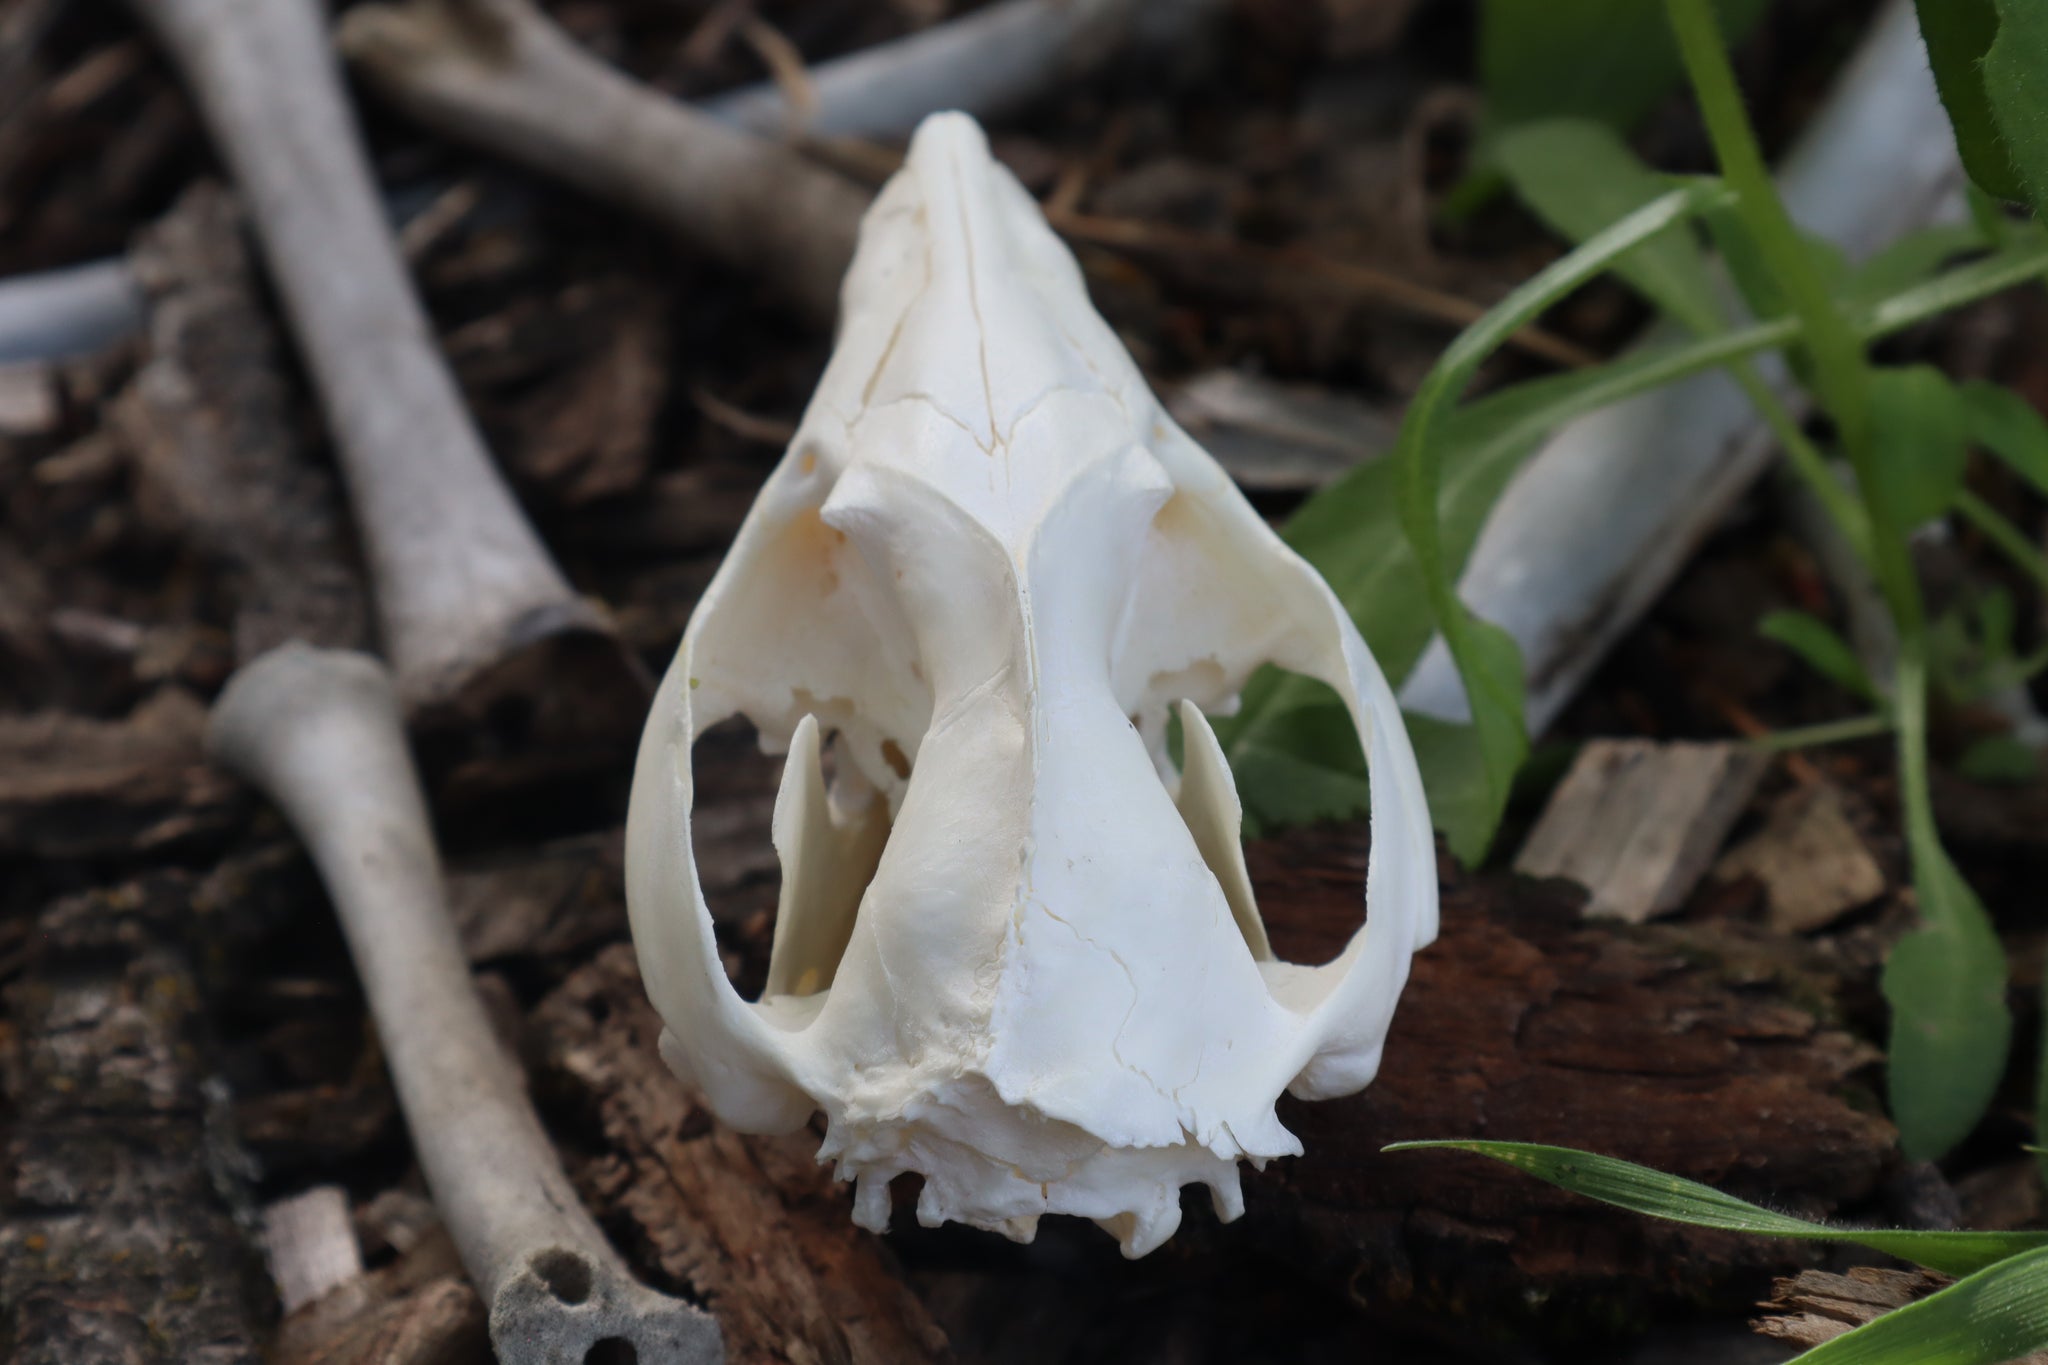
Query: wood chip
1753,1267,1958,1351
0,360,57,434
1715,784,1886,934
263,1186,365,1314
273,1225,486,1365
1516,739,1770,922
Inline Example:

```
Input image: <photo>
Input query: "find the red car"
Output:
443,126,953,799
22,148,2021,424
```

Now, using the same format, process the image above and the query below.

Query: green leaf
1494,120,1722,331
1916,0,2031,206
1702,200,1852,325
1759,609,1878,702
1382,1141,2048,1276
1840,224,1992,317
1959,379,2048,496
1884,842,2014,1161
1220,229,2048,846
1786,1243,2048,1365
1403,714,1499,866
1221,675,1371,834
1393,184,1721,859
1865,366,1969,530
1480,0,1773,137
1983,0,2048,218
1956,735,2040,785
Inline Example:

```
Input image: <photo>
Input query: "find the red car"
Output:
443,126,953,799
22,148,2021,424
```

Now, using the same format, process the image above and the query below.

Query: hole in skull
585,1341,638,1365
879,737,912,781
1165,671,1370,969
690,715,892,1006
529,1249,593,1305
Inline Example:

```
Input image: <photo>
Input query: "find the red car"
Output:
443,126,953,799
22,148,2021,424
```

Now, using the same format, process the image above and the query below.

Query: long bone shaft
702,0,1156,141
208,645,723,1365
337,0,867,325
1398,0,1963,734
130,0,611,714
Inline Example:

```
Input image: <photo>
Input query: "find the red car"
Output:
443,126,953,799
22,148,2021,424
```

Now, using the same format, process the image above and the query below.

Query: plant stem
1733,369,1871,558
1749,713,1894,751
1957,489,2048,591
1663,0,1873,462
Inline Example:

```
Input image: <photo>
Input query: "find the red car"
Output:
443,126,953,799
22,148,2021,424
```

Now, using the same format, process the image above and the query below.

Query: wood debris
532,944,954,1364
0,875,271,1363
0,686,234,857
1715,784,1887,934
1746,1266,2048,1358
273,1225,487,1365
1516,739,1770,922
1246,822,1896,1325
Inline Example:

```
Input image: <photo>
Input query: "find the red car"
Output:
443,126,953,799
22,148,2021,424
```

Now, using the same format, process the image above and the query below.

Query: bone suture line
208,644,724,1365
128,0,622,715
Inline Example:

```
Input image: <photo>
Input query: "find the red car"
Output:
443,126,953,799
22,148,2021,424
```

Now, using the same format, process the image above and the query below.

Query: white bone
625,112,1437,1258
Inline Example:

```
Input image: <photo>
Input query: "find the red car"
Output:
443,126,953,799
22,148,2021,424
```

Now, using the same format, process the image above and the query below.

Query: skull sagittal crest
625,112,1438,1258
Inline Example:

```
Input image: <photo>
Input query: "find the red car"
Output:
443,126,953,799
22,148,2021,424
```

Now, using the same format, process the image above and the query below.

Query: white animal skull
625,112,1438,1258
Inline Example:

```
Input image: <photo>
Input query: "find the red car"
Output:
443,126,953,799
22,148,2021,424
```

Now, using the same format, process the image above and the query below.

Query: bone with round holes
625,113,1439,1260
210,645,723,1364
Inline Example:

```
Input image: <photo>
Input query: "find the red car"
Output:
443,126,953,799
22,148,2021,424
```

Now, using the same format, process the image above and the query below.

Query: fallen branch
128,0,620,714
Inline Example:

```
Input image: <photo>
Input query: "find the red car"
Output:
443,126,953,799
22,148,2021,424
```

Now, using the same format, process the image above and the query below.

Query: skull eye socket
689,714,895,1008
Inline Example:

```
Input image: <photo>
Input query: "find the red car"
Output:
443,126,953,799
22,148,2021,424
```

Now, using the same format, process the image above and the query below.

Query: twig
209,645,723,1365
337,0,868,325
128,0,617,714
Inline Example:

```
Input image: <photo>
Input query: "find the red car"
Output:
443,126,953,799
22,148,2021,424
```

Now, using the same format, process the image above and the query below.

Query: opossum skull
625,112,1438,1259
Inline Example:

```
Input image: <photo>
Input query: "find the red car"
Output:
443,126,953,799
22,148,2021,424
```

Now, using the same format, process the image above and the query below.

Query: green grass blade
1495,119,1723,331
1787,1243,2048,1364
1384,1141,2048,1276
1218,231,2048,844
1392,183,1727,857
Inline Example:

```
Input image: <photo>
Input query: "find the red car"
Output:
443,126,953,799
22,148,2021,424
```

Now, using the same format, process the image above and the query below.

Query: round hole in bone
529,1249,593,1304
584,1341,638,1365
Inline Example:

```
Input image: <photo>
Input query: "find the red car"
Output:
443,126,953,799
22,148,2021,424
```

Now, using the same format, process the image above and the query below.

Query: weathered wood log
0,687,235,857
0,873,272,1363
511,803,1896,1347
531,945,953,1365
114,182,368,664
1241,822,1898,1332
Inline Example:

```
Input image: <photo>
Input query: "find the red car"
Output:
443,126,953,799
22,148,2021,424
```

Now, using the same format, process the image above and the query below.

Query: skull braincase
624,112,1438,1259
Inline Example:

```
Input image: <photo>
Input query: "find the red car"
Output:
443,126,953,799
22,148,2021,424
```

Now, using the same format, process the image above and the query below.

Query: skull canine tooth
625,111,1438,1258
